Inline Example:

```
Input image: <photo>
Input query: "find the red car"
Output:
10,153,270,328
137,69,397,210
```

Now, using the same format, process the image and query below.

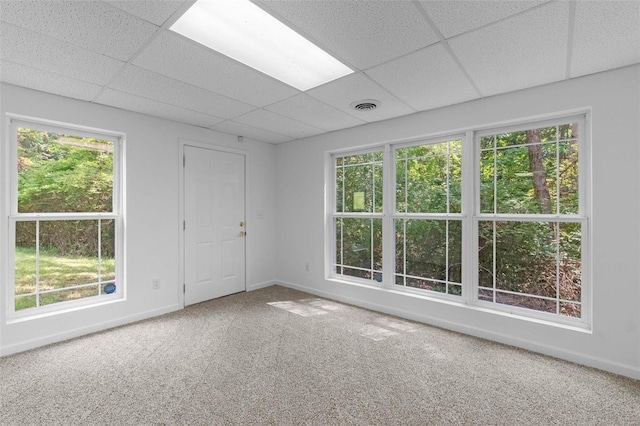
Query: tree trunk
526,129,552,214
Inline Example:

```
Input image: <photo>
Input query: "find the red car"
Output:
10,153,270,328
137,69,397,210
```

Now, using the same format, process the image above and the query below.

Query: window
333,150,383,282
476,119,585,318
394,138,463,296
328,114,588,325
7,116,123,314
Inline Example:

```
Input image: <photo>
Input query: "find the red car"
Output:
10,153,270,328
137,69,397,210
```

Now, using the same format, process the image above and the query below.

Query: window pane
559,222,581,303
558,141,579,214
407,154,447,212
479,220,582,318
395,155,407,213
449,141,462,213
339,152,382,213
374,162,383,213
396,140,461,214
478,288,493,303
17,128,113,213
496,130,528,147
15,221,37,311
494,144,557,214
479,150,495,214
495,291,557,314
448,220,462,283
407,220,446,282
335,218,343,273
335,218,382,281
494,221,556,298
480,135,494,150
40,287,99,307
101,219,117,291
335,163,344,212
560,302,581,318
395,219,461,296
478,221,494,289
39,220,100,305
480,124,579,216
14,219,118,311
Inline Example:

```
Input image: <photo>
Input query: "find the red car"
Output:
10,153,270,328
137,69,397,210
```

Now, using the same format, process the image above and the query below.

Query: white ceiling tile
0,1,158,61
106,0,186,26
0,23,124,85
0,60,102,101
234,109,325,140
133,31,299,107
420,0,549,39
449,1,569,96
571,0,640,78
94,89,224,128
265,94,366,132
256,0,439,69
367,43,479,111
108,65,256,119
308,73,415,123
212,121,293,145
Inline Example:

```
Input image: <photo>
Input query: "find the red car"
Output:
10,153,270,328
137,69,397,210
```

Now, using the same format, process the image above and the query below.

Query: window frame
5,114,125,319
326,112,590,328
330,147,385,286
472,114,590,327
391,135,467,300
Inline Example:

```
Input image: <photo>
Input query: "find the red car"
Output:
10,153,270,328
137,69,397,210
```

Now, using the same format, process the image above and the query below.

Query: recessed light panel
170,0,353,91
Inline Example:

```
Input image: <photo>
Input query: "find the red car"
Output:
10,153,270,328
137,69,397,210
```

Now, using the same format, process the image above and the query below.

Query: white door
184,146,245,305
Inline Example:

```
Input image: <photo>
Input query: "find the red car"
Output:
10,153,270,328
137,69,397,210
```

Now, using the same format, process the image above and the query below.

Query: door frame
178,139,247,307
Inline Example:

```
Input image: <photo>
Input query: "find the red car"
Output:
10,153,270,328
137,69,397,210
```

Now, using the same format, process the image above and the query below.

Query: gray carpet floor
1,285,639,425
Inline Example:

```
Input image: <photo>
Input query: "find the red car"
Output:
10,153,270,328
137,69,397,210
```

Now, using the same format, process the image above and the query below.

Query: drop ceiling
1,0,639,144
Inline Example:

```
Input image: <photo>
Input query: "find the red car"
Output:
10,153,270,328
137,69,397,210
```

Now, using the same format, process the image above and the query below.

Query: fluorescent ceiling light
170,0,353,91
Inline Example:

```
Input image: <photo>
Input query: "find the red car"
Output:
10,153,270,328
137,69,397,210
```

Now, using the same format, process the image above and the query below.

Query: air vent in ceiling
350,99,380,111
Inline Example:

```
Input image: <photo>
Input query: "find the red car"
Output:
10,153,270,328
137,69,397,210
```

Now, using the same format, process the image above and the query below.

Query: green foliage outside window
16,128,114,257
14,127,117,311
334,121,583,318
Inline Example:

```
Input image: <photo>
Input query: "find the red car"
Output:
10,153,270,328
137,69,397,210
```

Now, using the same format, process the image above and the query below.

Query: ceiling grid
0,0,637,144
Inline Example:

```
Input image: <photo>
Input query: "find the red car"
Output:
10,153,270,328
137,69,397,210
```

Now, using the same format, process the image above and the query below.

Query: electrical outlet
152,279,160,289
305,262,310,272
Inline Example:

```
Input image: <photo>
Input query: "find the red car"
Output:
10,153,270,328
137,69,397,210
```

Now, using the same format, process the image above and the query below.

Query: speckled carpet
1,285,639,425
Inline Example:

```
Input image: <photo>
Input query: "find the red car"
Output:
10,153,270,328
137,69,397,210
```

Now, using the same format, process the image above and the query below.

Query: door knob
238,231,246,237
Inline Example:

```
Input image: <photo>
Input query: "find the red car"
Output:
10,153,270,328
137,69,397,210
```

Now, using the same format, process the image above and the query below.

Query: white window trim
325,112,591,329
5,114,125,320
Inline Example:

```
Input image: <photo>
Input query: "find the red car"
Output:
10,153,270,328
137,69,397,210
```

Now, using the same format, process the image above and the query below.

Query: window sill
327,275,591,333
6,294,125,325
328,275,467,308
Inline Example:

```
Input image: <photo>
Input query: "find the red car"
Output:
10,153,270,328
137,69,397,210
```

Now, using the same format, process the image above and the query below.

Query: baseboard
0,303,182,357
276,280,640,380
247,280,277,292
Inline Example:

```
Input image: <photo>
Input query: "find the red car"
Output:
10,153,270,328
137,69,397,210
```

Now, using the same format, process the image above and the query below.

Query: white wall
0,84,278,355
275,65,640,379
2,66,639,379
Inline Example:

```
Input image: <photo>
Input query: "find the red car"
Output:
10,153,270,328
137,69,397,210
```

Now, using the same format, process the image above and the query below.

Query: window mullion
463,130,475,304
382,144,394,289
